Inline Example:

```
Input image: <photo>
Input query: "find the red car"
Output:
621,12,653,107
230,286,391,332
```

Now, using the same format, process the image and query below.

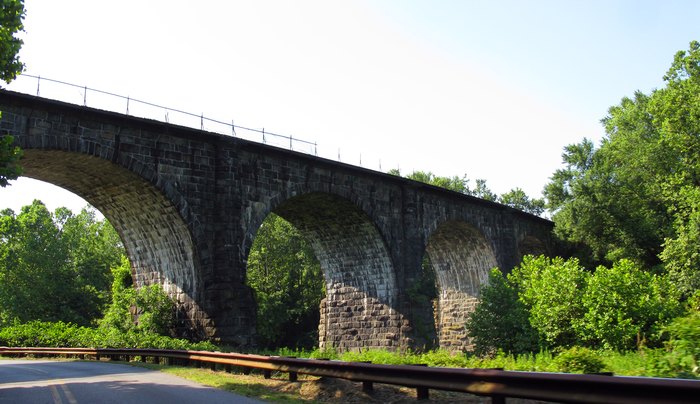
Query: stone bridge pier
0,91,553,351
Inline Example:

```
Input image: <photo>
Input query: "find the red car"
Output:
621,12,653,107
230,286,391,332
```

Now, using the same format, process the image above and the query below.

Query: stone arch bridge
0,90,553,351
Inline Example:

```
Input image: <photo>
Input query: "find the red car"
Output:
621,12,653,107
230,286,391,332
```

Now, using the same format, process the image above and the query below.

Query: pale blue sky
2,0,699,214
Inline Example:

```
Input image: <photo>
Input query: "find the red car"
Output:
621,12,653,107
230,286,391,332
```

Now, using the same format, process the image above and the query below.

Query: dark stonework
0,90,554,351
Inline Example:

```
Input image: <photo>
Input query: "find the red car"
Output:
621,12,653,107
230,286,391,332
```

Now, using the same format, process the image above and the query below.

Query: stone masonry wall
0,90,554,350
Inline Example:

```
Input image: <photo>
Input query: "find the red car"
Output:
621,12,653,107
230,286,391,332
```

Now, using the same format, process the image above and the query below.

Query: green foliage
0,135,22,187
498,187,545,216
246,213,324,349
466,268,538,355
0,0,24,84
100,257,175,336
99,257,135,332
0,320,217,350
510,255,588,348
544,42,700,289
580,260,682,350
0,201,124,326
659,186,700,297
406,256,438,350
645,313,700,379
133,284,175,335
390,169,545,215
388,168,474,195
0,1,25,186
553,346,606,374
499,256,682,352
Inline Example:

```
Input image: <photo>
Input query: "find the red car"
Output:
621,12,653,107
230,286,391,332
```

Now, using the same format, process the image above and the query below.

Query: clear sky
2,0,699,214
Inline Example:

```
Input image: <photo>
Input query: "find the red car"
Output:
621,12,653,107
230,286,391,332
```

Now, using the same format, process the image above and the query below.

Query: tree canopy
0,201,124,326
389,169,544,215
544,40,700,295
0,0,25,187
0,0,24,84
246,213,324,349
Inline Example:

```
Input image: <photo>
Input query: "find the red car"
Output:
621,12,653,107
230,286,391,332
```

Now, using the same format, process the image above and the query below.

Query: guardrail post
413,364,429,400
416,387,429,400
362,381,373,393
264,370,272,379
289,371,298,382
491,395,505,404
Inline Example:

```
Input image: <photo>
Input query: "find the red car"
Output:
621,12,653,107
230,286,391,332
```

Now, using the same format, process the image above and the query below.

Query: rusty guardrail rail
1,346,698,403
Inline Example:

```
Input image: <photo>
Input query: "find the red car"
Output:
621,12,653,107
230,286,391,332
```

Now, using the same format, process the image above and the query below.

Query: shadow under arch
257,192,402,351
518,235,548,260
19,149,206,338
425,220,498,351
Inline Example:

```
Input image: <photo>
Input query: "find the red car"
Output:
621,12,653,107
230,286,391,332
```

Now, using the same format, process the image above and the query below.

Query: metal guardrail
1,347,699,403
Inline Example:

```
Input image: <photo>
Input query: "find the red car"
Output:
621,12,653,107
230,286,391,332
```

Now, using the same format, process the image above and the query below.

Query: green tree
498,187,545,216
0,201,123,326
99,257,135,332
0,135,22,187
466,268,539,355
0,0,24,84
388,168,498,201
246,213,324,349
390,169,547,215
544,41,700,285
0,0,25,186
510,255,588,348
580,259,682,350
99,256,176,336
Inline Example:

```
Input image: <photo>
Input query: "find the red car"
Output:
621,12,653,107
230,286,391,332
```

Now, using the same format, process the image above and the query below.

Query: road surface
0,359,264,403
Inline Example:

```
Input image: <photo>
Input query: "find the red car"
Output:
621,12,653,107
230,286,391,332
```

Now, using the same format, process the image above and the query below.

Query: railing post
491,395,506,404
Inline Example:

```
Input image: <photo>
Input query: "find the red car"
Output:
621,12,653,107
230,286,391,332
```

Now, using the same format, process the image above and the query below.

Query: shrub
579,260,682,349
509,255,588,348
0,321,217,351
646,313,700,379
99,258,175,336
553,346,606,374
466,268,538,355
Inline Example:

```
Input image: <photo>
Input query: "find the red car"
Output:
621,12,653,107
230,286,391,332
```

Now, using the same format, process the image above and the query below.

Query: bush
466,268,538,355
580,259,682,350
509,255,588,348
0,321,217,351
646,313,700,379
553,346,606,374
99,258,175,335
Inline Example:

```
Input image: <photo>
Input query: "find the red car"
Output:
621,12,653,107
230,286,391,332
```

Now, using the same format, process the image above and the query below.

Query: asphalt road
0,359,265,403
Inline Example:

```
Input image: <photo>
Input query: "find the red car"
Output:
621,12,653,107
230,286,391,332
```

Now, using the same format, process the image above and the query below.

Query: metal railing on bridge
8,73,318,156
1,346,698,403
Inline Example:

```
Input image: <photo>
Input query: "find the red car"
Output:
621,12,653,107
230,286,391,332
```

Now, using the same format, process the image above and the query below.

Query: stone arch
247,191,402,351
424,220,498,351
18,149,205,338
